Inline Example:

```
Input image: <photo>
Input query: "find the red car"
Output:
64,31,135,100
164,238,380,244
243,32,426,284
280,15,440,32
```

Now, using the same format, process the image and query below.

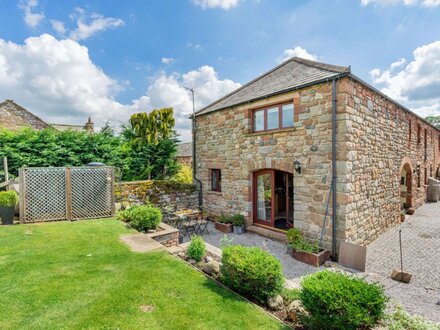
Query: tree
426,115,440,129
129,108,175,146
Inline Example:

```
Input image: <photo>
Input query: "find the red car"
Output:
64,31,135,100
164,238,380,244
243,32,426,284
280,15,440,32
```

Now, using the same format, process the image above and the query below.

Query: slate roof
196,57,351,116
176,142,192,157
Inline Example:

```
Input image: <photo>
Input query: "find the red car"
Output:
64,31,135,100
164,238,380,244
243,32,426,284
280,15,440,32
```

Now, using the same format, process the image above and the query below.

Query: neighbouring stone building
0,99,94,132
176,142,193,167
194,57,440,253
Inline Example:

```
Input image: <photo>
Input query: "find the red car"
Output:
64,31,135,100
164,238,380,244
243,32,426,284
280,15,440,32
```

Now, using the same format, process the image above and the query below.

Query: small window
267,107,279,130
417,166,421,188
408,120,412,142
424,167,428,185
211,169,221,192
254,110,264,131
417,124,421,144
282,104,294,128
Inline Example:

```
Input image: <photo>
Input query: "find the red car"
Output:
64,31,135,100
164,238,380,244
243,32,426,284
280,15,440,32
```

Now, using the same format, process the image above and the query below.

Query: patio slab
120,233,163,253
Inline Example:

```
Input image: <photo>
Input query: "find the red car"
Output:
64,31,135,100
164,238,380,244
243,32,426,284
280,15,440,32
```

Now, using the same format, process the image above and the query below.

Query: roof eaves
195,71,350,117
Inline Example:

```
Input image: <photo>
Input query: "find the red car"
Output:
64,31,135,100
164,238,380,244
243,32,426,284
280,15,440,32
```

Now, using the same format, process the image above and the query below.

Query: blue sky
0,0,439,141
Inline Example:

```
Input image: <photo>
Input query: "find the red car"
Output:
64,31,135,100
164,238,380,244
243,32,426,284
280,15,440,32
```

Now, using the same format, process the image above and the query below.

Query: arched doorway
400,163,413,209
253,169,294,230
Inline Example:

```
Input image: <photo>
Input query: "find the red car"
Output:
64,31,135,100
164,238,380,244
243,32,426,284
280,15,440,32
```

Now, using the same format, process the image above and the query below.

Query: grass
0,219,288,330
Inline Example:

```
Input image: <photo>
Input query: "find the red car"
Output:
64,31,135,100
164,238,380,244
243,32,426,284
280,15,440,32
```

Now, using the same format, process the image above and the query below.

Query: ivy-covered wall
116,180,199,212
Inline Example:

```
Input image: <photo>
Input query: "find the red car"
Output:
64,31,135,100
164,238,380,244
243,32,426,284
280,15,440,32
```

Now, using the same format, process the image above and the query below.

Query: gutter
331,78,338,260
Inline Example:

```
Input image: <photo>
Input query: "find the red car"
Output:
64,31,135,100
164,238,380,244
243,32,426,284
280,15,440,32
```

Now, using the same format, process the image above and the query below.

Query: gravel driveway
184,202,440,322
363,202,440,322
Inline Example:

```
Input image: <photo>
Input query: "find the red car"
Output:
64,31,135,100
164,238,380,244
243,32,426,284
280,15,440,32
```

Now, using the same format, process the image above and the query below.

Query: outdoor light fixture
294,160,301,174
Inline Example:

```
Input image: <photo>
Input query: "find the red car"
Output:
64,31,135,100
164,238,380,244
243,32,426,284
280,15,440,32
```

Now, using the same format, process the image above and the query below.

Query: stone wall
339,76,440,245
116,180,199,213
195,82,348,249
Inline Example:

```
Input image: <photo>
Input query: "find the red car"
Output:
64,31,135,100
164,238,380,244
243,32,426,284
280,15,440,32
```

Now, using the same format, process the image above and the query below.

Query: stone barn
193,57,440,253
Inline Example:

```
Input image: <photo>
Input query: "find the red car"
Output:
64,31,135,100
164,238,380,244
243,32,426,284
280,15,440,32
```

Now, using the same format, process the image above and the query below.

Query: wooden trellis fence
19,166,115,223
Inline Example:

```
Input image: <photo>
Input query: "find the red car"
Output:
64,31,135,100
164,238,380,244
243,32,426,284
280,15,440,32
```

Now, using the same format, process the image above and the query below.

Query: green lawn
0,219,287,330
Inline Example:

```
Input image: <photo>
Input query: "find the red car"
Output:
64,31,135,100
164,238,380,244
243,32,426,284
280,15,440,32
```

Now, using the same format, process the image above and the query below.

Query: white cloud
279,46,318,63
361,0,440,7
161,57,175,64
51,20,66,35
137,66,241,141
0,34,239,142
187,43,204,51
69,8,124,41
18,0,45,28
192,0,240,10
369,40,440,117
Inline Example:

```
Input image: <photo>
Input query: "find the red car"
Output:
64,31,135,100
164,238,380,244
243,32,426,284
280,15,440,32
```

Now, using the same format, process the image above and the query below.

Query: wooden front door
253,170,274,227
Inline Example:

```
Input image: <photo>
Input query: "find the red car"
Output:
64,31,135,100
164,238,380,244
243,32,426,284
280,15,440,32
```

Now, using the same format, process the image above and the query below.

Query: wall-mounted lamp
294,160,301,174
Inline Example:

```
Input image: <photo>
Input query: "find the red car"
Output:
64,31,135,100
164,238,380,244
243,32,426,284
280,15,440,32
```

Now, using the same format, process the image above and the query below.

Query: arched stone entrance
399,158,413,209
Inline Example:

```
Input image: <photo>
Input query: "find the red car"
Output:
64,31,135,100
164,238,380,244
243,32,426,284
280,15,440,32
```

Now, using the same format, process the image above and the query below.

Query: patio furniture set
164,209,210,242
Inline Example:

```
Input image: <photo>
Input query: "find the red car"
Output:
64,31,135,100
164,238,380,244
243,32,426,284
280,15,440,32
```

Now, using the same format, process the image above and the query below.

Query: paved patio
184,201,440,322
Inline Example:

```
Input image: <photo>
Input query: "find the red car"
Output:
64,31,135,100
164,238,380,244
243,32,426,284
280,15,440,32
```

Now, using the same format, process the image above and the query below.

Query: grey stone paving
184,202,440,322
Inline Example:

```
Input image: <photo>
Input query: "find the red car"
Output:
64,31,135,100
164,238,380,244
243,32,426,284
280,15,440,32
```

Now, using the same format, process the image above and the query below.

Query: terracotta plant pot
215,222,232,233
291,248,330,267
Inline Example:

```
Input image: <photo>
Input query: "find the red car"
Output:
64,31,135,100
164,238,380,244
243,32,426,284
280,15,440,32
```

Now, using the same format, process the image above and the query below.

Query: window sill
207,190,222,195
245,127,297,137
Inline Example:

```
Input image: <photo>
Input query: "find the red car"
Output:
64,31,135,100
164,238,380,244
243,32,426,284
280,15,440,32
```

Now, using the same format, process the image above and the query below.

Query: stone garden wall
116,180,199,213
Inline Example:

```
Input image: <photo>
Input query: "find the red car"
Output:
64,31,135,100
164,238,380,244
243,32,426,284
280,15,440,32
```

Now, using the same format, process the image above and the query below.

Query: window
252,102,295,132
424,129,428,160
417,166,421,188
425,167,428,185
408,120,412,143
211,169,221,192
417,124,421,144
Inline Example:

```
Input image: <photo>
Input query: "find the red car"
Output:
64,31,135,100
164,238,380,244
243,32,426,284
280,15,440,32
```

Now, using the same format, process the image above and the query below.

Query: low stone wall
116,180,199,213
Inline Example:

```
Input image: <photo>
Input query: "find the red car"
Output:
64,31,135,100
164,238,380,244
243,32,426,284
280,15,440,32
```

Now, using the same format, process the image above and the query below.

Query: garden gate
19,166,115,223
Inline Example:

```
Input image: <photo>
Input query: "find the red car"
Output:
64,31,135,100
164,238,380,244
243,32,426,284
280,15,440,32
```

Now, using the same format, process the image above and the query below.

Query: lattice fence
19,166,115,223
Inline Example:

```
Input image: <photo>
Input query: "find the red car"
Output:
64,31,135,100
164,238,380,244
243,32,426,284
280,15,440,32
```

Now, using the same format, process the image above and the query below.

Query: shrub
281,288,301,304
218,214,231,224
0,191,18,207
129,205,162,231
187,235,206,262
386,304,440,330
286,228,319,254
230,214,245,226
221,245,284,303
300,270,387,330
171,164,193,183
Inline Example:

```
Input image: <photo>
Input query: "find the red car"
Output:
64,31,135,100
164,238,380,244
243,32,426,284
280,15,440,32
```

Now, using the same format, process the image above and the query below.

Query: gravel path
363,202,440,322
184,202,440,322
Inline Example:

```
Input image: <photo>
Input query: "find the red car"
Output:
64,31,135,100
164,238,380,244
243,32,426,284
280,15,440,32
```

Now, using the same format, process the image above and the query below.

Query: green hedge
221,245,284,304
300,270,387,329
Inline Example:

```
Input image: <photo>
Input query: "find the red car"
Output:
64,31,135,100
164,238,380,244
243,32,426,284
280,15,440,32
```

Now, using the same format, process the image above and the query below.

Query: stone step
120,233,164,253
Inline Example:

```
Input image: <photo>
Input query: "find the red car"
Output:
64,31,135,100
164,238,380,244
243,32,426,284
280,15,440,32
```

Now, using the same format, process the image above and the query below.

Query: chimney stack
85,116,94,133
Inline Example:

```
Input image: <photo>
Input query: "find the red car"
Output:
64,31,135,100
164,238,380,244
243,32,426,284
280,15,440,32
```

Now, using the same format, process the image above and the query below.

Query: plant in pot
231,214,245,235
0,190,18,225
214,214,233,233
287,228,330,267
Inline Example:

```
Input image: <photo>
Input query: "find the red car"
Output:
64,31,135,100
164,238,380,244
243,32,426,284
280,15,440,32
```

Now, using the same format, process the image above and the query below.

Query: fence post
66,167,72,221
19,168,24,224
110,167,116,216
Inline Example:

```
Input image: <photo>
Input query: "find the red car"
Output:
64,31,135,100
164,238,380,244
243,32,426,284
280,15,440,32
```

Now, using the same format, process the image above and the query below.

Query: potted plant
214,214,233,233
231,214,245,235
0,190,18,225
287,228,330,267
